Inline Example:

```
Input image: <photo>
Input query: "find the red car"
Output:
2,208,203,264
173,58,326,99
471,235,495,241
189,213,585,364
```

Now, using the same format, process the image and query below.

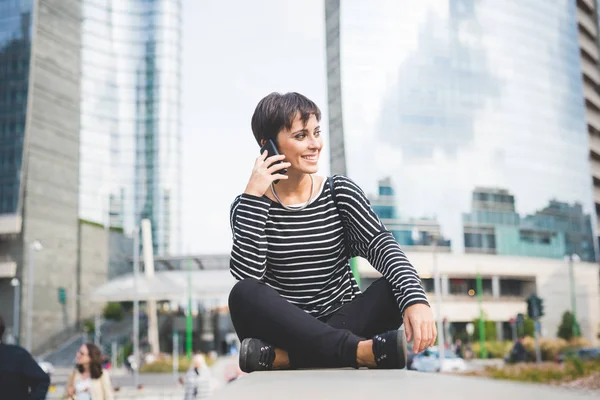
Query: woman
64,343,114,400
229,92,437,373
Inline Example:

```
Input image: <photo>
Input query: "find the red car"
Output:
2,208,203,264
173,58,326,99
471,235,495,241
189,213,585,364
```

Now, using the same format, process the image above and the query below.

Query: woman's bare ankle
356,340,376,368
273,348,290,369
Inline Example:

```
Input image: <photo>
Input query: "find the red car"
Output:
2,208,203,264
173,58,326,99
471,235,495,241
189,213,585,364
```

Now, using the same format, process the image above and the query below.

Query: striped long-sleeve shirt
229,175,429,318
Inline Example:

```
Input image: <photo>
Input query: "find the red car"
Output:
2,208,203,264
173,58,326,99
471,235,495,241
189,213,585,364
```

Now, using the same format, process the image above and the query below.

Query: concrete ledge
210,369,597,400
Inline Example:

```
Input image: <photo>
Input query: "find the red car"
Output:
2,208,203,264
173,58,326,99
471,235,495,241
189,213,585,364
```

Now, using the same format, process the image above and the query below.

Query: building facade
0,0,181,352
80,0,182,255
577,0,600,247
358,253,600,345
326,0,600,343
0,0,82,352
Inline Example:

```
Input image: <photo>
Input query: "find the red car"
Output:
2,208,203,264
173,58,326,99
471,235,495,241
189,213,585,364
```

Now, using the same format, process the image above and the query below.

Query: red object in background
509,317,516,325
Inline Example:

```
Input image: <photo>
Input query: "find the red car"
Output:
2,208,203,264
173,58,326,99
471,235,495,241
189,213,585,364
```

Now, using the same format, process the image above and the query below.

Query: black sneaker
371,329,407,369
239,338,276,373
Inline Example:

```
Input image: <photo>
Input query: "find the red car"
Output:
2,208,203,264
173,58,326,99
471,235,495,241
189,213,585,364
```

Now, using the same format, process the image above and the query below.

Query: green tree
83,319,95,334
557,311,577,341
523,317,535,337
103,302,124,321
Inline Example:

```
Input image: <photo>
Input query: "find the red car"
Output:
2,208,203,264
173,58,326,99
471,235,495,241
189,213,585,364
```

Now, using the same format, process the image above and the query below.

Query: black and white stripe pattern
229,175,429,318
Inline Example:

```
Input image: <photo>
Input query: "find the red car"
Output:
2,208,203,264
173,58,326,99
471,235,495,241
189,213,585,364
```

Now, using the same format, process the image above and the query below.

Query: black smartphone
260,139,288,175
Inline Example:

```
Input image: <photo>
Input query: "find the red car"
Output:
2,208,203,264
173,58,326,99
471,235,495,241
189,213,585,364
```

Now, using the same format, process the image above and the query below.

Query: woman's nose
308,137,321,149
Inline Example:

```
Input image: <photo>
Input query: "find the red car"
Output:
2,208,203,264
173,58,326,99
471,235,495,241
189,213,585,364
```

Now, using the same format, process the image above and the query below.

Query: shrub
83,319,95,334
140,356,191,373
539,338,568,361
557,311,578,341
139,353,216,373
471,341,512,359
117,343,133,367
567,336,591,349
519,337,592,362
522,317,535,337
467,360,600,384
103,302,124,322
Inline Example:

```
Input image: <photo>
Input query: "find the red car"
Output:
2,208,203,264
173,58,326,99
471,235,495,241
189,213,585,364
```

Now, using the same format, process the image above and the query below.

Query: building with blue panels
80,0,182,255
326,0,597,261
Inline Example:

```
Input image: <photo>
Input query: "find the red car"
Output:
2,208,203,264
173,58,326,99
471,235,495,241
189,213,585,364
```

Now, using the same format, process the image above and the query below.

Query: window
449,278,492,296
421,278,434,293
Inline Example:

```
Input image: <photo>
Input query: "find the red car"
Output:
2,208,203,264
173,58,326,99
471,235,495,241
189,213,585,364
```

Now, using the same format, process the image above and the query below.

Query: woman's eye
295,133,306,139
315,131,321,137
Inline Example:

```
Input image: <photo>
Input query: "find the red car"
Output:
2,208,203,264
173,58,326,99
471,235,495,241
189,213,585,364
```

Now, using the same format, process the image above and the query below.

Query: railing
34,326,81,358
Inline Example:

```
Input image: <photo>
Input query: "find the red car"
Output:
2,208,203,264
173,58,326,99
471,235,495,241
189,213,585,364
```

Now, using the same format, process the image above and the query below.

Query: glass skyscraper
0,0,32,229
80,0,182,255
325,0,597,261
0,0,181,352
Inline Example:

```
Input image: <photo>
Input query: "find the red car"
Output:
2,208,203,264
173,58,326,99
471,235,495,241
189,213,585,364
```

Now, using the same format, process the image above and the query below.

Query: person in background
454,338,463,358
0,315,49,399
509,336,527,363
65,343,114,400
464,340,473,360
184,354,212,399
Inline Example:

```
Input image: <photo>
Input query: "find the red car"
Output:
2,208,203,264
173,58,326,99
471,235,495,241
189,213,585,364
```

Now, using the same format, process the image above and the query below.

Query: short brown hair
251,92,321,145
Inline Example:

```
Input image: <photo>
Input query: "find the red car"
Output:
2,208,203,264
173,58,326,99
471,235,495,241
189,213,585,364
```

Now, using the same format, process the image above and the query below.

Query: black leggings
228,277,402,369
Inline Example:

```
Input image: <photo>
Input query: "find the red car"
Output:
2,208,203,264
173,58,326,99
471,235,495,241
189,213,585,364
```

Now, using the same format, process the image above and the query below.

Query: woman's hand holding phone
244,151,291,197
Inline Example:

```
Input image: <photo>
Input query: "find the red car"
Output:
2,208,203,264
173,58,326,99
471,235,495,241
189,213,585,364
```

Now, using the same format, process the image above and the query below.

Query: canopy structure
89,270,237,303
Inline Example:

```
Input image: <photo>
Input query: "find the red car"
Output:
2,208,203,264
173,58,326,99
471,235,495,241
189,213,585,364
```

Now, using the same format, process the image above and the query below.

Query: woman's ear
260,138,266,147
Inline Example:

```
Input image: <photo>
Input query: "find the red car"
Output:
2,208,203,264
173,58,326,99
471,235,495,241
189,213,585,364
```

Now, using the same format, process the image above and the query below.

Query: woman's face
76,344,90,365
275,113,322,175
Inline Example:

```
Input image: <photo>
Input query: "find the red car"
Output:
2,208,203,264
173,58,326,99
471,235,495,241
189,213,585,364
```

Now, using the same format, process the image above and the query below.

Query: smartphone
260,139,288,176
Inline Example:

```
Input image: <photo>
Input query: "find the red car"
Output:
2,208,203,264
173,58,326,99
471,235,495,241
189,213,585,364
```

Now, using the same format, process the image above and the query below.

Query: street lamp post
11,278,20,345
132,226,140,388
564,254,580,337
432,235,445,367
25,240,43,352
414,228,445,366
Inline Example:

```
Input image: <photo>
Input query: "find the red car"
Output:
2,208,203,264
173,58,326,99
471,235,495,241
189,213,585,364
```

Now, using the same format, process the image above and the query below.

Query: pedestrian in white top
184,354,212,399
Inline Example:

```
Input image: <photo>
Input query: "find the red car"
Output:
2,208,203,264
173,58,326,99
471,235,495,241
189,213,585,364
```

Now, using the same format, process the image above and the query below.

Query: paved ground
47,357,238,398
48,357,597,400
208,369,600,400
47,387,184,399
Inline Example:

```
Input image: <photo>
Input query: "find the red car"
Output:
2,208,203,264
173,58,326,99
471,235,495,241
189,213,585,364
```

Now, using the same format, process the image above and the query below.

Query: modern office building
0,0,181,353
463,187,595,261
80,0,182,256
325,0,600,342
370,179,595,261
0,0,82,352
357,252,600,346
369,178,452,252
577,0,600,246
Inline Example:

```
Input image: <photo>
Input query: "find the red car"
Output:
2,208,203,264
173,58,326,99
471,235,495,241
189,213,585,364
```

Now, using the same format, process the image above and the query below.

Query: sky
180,0,329,254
